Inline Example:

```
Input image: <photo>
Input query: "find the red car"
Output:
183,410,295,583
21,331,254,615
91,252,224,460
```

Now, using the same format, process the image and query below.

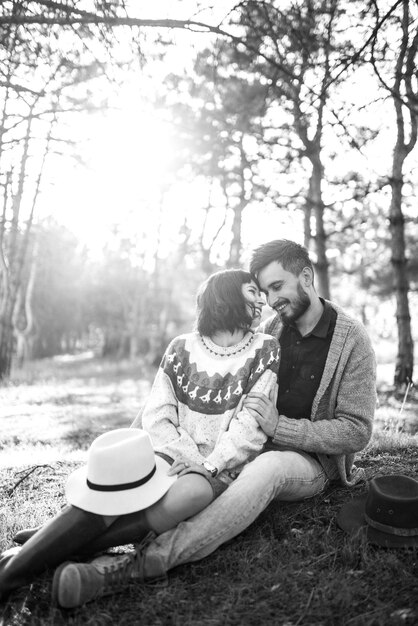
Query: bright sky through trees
39,71,303,262
34,0,413,265
34,1,240,257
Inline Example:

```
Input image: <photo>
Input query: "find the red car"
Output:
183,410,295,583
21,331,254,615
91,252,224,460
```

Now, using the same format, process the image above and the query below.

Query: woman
0,269,280,606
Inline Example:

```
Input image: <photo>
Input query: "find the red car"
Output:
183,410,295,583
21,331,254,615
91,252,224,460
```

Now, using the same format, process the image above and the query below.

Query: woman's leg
12,474,214,561
2,474,213,600
0,505,111,600
13,510,147,552
78,474,214,551
52,474,215,609
144,473,214,534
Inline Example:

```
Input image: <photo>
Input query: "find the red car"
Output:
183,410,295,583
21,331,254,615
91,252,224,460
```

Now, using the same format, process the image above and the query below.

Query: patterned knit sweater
260,301,377,486
136,331,280,483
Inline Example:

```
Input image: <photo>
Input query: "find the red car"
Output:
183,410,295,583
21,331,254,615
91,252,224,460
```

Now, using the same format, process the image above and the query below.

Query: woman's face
241,280,265,329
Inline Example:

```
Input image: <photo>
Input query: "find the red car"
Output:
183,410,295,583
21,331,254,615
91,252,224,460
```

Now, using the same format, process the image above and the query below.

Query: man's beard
275,283,310,324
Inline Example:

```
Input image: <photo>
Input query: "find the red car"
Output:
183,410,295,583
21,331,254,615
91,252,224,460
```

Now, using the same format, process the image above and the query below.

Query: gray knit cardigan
261,301,377,486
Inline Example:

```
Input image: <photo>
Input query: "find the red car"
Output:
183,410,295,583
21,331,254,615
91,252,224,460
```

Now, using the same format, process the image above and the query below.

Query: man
49,239,377,607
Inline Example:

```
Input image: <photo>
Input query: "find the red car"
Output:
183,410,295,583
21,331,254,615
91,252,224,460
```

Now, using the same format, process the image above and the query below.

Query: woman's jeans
139,450,328,579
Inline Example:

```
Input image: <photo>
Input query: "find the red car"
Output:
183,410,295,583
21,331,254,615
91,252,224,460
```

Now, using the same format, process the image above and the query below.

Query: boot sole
51,560,105,609
51,561,73,608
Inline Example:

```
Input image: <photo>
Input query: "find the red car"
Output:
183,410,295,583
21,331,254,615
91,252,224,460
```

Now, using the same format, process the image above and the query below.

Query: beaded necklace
199,332,255,357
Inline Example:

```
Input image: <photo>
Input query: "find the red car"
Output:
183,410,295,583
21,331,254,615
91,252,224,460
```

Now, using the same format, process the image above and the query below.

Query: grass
1,355,418,625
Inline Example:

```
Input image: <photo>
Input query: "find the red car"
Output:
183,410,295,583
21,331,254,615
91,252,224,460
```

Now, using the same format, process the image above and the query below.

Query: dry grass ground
0,355,417,626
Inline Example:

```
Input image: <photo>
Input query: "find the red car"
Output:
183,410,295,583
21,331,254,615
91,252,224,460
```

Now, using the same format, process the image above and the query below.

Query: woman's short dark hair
196,269,256,337
250,239,313,278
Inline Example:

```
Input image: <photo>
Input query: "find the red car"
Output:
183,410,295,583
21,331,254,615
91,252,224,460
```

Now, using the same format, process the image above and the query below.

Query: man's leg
140,450,327,579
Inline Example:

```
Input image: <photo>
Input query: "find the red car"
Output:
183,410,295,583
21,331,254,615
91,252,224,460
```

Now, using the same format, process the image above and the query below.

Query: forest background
1,2,418,624
0,0,417,388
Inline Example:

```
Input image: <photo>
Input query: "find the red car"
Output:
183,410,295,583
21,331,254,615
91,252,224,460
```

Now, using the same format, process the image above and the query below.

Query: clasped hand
167,459,212,479
243,391,279,438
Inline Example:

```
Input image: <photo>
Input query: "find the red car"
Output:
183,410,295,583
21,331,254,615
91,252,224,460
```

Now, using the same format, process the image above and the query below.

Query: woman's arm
132,366,206,465
204,369,278,474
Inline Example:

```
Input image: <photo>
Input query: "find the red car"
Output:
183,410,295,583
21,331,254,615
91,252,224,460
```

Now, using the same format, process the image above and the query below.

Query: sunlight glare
44,81,187,255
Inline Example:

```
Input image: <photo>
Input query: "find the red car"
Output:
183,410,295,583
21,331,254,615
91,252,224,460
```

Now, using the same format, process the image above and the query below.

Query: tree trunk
308,154,330,299
0,104,56,379
387,0,416,386
389,160,414,386
228,201,244,268
228,144,248,269
303,202,312,250
14,243,38,367
0,303,15,378
0,113,34,379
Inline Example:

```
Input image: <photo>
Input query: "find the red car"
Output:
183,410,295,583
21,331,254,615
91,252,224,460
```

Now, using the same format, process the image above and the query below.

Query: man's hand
243,391,279,438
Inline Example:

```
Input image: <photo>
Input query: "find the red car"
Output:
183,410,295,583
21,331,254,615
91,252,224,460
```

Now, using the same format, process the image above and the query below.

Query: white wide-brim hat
66,428,176,516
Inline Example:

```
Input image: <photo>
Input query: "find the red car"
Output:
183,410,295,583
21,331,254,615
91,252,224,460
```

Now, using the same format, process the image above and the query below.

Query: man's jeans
140,450,328,579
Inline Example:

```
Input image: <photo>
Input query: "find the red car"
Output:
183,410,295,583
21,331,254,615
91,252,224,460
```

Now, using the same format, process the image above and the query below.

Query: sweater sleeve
271,326,376,455
136,366,206,465
206,369,277,472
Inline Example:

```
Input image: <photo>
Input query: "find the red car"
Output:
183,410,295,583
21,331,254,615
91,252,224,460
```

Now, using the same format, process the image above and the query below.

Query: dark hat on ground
337,474,418,548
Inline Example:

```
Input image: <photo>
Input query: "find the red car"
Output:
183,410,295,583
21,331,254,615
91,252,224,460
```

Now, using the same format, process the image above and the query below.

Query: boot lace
102,554,136,593
134,531,168,585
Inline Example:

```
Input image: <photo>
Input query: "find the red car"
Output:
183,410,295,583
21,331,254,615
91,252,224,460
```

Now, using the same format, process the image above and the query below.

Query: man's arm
244,330,376,456
273,350,375,455
204,370,276,472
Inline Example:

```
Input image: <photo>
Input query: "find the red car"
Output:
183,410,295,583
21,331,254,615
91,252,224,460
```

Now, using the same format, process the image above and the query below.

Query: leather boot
80,510,149,555
0,505,107,600
13,527,43,545
52,552,137,608
13,510,149,556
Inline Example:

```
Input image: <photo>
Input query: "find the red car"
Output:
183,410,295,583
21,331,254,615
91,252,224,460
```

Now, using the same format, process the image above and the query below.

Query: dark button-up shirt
277,299,337,421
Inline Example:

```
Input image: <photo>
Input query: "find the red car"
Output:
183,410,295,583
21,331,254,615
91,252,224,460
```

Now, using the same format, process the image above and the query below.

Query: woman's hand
167,459,212,479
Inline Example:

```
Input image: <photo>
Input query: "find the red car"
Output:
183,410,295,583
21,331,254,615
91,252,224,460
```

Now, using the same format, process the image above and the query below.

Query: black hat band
87,464,156,492
365,513,418,537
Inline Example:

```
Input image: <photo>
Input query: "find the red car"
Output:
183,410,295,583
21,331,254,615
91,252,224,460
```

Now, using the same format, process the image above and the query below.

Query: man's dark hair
196,269,256,336
250,239,313,277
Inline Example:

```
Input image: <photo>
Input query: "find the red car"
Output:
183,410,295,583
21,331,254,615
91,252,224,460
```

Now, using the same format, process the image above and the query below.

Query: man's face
257,261,311,324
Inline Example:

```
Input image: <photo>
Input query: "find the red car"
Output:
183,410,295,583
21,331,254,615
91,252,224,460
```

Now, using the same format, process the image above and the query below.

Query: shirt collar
310,299,333,338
